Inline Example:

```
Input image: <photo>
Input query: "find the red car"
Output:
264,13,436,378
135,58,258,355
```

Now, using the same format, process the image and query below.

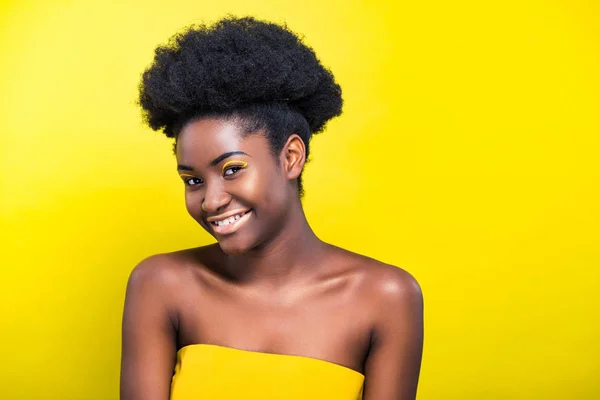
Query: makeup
222,160,248,170
179,173,201,186
222,160,248,173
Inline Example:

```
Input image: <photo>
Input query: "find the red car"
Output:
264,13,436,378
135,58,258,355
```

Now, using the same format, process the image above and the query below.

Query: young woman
120,16,423,400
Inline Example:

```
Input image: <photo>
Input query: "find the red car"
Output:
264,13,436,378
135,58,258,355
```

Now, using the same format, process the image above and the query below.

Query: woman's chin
217,238,252,256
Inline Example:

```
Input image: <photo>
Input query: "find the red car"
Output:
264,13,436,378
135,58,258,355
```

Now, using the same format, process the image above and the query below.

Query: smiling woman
120,16,423,400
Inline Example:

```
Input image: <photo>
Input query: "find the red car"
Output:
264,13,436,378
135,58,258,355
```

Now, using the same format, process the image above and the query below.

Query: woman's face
176,117,295,255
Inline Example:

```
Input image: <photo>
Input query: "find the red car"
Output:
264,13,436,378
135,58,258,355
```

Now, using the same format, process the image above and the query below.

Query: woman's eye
185,177,203,186
224,166,242,176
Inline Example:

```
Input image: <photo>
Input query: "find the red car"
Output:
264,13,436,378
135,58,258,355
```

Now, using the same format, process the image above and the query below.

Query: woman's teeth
213,212,246,226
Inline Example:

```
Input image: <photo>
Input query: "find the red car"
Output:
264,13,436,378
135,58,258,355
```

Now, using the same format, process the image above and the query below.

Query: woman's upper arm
362,267,424,400
120,256,178,400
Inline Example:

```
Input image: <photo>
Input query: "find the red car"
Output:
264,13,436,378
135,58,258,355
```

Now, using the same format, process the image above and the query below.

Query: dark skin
120,118,424,400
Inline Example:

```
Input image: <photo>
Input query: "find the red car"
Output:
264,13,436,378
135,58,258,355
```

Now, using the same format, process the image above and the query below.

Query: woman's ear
281,134,306,180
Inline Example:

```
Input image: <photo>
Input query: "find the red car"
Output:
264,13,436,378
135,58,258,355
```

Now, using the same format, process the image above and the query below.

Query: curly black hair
137,16,343,196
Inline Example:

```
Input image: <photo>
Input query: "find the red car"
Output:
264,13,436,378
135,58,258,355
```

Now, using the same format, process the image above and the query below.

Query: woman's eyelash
224,166,242,175
222,161,248,176
180,174,203,186
185,177,203,186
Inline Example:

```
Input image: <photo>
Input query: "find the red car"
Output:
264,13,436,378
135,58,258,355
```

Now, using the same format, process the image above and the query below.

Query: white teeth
213,212,247,226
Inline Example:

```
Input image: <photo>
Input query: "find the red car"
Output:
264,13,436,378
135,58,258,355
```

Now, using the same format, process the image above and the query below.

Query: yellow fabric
170,344,365,399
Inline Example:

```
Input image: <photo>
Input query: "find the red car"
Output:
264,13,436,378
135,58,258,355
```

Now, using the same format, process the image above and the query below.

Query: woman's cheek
230,169,261,206
185,190,203,219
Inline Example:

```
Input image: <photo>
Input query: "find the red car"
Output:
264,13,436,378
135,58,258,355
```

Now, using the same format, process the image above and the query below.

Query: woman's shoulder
328,246,423,308
126,244,220,294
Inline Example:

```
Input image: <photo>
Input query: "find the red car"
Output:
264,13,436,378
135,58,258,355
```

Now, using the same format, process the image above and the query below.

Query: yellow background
1,0,599,399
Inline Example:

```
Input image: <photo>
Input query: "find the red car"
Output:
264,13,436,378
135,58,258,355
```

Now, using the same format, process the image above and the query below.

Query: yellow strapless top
170,344,364,400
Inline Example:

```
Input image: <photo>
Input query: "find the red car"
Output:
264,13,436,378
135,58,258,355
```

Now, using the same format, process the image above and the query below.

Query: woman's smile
207,209,253,236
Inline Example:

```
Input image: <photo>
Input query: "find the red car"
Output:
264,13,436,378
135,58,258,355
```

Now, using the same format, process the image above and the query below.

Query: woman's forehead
176,118,269,163
179,118,241,146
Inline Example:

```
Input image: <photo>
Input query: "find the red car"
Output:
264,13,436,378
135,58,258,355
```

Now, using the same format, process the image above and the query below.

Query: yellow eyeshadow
179,173,196,178
222,160,248,172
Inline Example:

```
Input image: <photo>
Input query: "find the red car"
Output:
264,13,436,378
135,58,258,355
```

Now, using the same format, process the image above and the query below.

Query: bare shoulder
128,252,183,288
333,247,423,311
364,259,422,306
126,244,218,299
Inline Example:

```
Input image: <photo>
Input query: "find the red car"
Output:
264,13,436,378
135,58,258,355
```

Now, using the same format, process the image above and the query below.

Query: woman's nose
202,183,231,213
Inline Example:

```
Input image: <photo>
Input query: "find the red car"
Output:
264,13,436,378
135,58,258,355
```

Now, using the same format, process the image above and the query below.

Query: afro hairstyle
137,16,343,196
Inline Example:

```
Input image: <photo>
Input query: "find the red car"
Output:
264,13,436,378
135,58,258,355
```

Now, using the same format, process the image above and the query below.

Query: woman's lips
210,210,252,236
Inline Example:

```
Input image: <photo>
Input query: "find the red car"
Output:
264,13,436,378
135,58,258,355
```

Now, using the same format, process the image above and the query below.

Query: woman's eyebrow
210,151,250,166
176,151,251,172
177,164,194,171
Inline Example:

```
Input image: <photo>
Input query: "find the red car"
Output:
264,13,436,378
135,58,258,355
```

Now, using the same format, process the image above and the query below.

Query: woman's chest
174,280,373,374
